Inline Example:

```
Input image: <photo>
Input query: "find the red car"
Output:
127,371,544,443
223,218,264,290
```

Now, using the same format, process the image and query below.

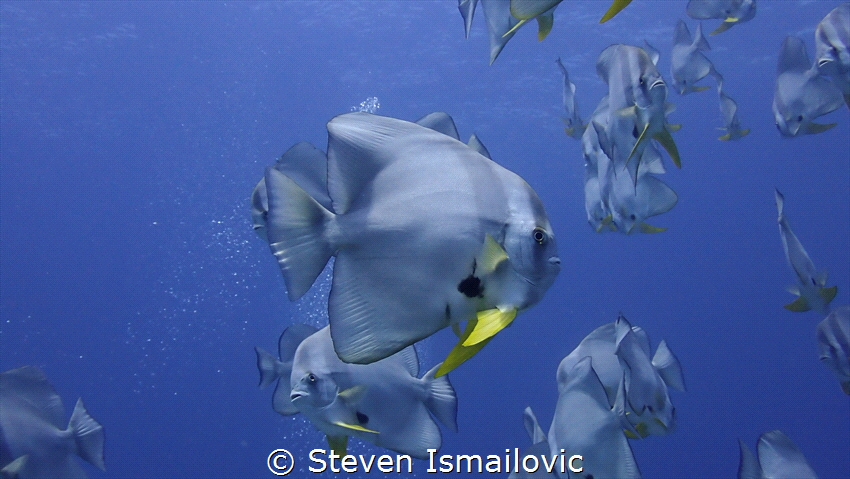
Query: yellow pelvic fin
692,86,712,93
600,0,633,23
536,13,553,41
333,421,379,434
653,130,681,168
624,429,639,440
436,320,492,377
804,122,836,134
710,20,735,36
784,296,811,313
326,435,348,457
480,234,509,275
462,308,517,346
503,18,529,37
638,223,667,234
820,286,838,303
740,129,751,137
667,123,682,132
338,385,366,401
564,127,575,137
635,422,650,438
627,123,651,165
718,134,731,142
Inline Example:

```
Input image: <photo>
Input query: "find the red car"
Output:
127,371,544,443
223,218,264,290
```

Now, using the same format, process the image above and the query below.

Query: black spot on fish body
356,411,369,425
458,275,483,298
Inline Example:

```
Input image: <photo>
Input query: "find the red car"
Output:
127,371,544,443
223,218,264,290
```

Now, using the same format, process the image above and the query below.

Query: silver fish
773,36,844,137
775,189,837,314
686,0,756,35
507,407,556,479
509,0,633,26
717,82,750,141
816,305,850,395
0,366,105,479
557,58,586,139
815,3,850,108
671,21,721,95
263,112,560,376
548,356,641,479
738,430,817,479
257,325,458,459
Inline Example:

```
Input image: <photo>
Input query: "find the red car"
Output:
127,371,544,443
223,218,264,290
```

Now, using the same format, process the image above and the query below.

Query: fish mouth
290,391,306,401
817,58,832,68
650,79,665,90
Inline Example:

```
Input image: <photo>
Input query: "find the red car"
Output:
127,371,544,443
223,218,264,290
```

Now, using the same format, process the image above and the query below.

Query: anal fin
784,296,810,312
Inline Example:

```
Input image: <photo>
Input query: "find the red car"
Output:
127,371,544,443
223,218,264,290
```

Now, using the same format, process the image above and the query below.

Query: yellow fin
635,422,649,438
479,234,509,275
624,429,639,439
820,286,838,303
503,18,529,37
333,421,379,434
327,435,348,457
667,123,682,132
627,123,651,165
718,134,731,141
653,130,681,168
436,320,492,377
740,129,750,137
600,0,633,23
338,385,366,401
462,308,517,346
784,296,810,313
564,127,575,137
710,20,736,36
638,223,667,234
692,86,711,93
536,13,553,41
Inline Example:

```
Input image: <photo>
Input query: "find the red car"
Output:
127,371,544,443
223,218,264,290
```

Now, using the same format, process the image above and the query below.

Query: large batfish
773,36,844,137
774,189,837,314
263,112,560,375
816,305,850,395
686,0,756,35
815,3,850,108
548,357,641,479
256,325,458,459
0,366,105,479
738,430,817,479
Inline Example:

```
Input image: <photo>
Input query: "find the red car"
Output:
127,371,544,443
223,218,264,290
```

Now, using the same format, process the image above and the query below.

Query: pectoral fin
338,385,367,402
784,296,811,312
479,234,509,275
503,18,529,37
536,11,553,41
803,122,836,135
462,308,517,346
638,223,667,234
710,19,736,36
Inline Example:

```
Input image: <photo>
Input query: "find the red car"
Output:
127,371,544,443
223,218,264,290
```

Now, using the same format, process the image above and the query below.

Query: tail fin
255,347,282,389
652,340,686,392
422,363,459,432
265,168,335,301
69,398,105,471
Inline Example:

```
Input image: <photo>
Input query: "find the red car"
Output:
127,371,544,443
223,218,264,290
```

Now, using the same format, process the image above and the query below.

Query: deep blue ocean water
1,1,848,478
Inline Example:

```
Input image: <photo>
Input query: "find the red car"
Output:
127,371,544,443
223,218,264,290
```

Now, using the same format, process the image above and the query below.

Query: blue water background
1,1,848,477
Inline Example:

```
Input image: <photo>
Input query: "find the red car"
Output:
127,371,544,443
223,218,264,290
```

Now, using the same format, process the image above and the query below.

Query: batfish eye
532,228,547,245
630,214,636,220
308,373,316,382
797,115,803,122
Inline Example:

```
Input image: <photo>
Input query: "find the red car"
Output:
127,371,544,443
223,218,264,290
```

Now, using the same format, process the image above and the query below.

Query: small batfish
686,0,756,35
0,366,105,479
775,189,837,314
815,3,850,108
773,36,844,137
262,112,560,375
738,430,817,479
256,325,458,459
717,82,750,141
548,357,641,479
816,305,850,395
507,407,557,479
671,20,721,95
557,58,586,139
